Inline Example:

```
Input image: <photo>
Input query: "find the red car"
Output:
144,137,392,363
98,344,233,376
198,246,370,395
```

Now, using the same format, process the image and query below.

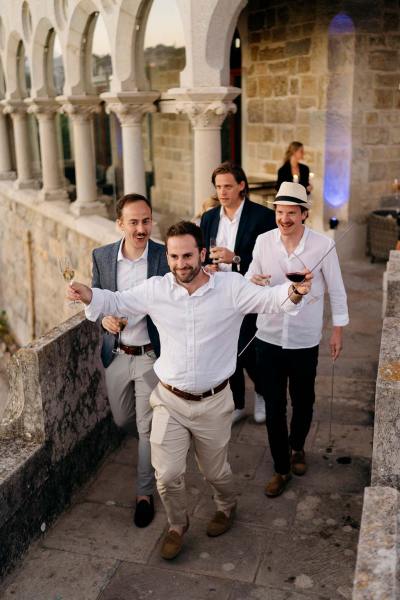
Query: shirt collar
117,239,149,263
167,269,215,295
219,199,245,224
275,226,309,256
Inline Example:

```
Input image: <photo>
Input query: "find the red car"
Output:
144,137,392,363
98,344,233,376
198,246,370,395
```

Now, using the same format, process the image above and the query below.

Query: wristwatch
232,255,241,265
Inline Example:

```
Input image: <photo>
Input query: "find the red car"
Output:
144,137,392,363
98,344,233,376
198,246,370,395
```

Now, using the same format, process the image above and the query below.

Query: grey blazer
92,238,169,368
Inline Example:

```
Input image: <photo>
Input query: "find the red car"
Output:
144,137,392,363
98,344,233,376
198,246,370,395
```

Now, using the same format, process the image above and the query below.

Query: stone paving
0,258,384,600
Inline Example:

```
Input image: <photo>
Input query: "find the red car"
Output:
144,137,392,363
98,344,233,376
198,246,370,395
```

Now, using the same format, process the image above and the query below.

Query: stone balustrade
0,313,121,577
353,250,400,599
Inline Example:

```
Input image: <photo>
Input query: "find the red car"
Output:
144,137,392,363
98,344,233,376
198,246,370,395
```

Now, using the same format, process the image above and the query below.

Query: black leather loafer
134,495,155,528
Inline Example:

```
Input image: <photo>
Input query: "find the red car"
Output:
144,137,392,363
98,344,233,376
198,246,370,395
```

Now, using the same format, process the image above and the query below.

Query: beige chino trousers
150,382,237,527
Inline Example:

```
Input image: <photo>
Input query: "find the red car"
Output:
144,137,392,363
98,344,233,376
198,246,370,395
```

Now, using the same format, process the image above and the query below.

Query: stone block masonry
0,182,120,346
0,314,122,577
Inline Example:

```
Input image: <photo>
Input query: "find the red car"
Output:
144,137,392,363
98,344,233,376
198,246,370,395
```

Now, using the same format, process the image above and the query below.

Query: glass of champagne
112,315,129,354
58,256,78,305
209,237,218,265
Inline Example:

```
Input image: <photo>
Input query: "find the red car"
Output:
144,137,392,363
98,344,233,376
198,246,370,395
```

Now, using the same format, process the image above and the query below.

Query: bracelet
290,284,307,296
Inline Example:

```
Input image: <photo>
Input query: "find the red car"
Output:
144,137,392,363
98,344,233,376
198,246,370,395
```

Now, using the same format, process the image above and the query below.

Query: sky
91,0,185,56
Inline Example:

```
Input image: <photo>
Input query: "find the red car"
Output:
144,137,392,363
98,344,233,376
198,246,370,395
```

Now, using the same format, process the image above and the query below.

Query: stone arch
205,0,247,86
176,0,246,88
0,56,6,98
113,0,152,92
5,31,24,99
31,17,59,97
64,0,112,95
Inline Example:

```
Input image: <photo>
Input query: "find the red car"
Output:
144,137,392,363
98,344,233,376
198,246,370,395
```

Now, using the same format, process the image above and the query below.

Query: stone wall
0,183,119,346
243,0,400,242
145,46,194,226
353,250,400,598
0,314,121,577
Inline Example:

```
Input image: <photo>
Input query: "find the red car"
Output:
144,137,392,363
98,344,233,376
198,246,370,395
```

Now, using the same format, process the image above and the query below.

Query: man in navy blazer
201,162,276,424
92,193,169,528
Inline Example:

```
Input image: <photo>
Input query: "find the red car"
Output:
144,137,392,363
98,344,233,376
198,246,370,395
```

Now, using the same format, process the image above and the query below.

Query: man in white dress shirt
247,182,349,497
68,221,312,560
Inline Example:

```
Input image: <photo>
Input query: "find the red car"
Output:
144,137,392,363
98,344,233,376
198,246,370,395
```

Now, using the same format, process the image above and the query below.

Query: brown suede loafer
206,504,236,537
264,473,291,497
160,519,189,560
291,450,307,476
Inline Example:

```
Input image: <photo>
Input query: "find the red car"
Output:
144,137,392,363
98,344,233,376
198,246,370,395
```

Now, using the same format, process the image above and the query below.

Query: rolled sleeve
235,276,303,315
332,312,349,327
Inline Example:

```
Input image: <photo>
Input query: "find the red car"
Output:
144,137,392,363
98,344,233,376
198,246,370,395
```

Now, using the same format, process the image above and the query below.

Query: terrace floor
0,258,385,600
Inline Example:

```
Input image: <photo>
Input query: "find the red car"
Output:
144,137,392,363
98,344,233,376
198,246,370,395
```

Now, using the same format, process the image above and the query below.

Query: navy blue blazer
200,197,276,276
92,238,169,368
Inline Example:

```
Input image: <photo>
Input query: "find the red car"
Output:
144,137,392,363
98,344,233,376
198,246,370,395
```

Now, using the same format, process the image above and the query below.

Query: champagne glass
112,315,129,355
209,237,218,265
58,256,78,305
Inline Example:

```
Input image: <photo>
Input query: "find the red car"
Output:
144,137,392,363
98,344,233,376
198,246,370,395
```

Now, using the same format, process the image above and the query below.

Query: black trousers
255,339,319,475
230,314,260,410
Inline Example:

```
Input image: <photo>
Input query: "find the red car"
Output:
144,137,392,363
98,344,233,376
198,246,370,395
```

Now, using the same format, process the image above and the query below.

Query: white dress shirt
85,271,302,393
216,201,244,271
116,240,150,346
246,227,349,349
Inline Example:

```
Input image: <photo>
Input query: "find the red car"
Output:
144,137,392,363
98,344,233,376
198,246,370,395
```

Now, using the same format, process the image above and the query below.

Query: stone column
176,99,237,213
59,97,106,217
102,92,159,197
28,99,68,201
3,100,38,189
0,104,15,180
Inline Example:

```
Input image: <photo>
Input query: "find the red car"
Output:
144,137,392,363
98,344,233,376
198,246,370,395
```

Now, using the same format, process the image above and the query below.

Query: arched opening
221,29,242,164
323,13,355,225
89,11,118,212
144,0,189,220
18,41,41,176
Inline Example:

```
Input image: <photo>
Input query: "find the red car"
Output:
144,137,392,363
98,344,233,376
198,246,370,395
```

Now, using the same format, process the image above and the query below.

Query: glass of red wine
284,253,317,304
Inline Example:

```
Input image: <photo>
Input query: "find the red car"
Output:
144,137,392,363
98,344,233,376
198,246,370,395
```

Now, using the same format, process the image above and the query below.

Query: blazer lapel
110,241,120,291
234,198,251,254
147,239,159,278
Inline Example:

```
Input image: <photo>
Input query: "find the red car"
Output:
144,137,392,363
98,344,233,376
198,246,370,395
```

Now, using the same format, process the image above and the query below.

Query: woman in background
192,195,220,226
276,141,312,193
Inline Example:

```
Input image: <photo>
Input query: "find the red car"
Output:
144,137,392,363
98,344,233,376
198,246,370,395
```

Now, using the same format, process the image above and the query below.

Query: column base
39,188,69,202
14,179,40,190
70,201,108,217
0,171,16,180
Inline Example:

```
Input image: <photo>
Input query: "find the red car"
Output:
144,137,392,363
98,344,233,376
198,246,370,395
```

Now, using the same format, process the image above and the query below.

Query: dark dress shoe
134,495,155,528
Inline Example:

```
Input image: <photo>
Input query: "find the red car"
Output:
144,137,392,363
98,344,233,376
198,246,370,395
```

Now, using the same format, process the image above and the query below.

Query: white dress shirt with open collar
116,240,150,346
246,227,349,349
85,271,303,393
216,200,245,271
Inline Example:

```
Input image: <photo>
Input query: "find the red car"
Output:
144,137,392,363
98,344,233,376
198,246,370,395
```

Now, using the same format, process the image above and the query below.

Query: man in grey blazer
92,193,169,528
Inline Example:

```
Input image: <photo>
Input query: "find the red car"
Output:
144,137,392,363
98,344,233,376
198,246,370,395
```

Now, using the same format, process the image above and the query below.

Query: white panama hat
272,181,311,208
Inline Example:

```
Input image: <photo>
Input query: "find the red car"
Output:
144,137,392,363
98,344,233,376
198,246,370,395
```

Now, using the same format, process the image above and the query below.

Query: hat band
275,195,308,204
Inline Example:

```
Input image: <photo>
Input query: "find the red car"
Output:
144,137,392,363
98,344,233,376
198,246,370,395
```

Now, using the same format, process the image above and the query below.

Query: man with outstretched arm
68,221,312,561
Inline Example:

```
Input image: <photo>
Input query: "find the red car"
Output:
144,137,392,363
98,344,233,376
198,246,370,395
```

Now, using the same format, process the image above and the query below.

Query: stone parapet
353,254,400,598
353,486,399,599
0,314,122,577
371,316,400,490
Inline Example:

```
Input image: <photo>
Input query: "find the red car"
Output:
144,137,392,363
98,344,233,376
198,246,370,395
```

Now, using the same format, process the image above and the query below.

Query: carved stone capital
2,100,28,120
27,99,59,121
106,101,156,126
175,100,237,129
58,99,101,123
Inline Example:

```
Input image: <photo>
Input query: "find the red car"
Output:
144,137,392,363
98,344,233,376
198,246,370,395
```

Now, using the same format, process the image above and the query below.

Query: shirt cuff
84,287,104,322
332,313,349,327
283,283,303,314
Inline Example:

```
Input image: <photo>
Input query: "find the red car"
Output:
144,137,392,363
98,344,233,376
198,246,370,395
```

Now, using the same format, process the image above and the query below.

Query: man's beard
173,260,202,284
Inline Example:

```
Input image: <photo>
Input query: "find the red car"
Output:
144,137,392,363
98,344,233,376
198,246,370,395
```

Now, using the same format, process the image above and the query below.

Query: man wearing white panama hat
246,182,349,497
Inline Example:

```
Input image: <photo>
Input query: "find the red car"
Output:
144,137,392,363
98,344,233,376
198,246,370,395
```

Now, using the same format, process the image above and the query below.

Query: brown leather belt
119,342,153,356
161,379,229,401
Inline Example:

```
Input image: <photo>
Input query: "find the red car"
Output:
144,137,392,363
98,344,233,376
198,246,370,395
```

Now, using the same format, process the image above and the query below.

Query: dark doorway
221,29,241,164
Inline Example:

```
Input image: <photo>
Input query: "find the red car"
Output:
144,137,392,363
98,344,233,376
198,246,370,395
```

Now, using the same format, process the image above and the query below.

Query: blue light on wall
324,14,355,209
